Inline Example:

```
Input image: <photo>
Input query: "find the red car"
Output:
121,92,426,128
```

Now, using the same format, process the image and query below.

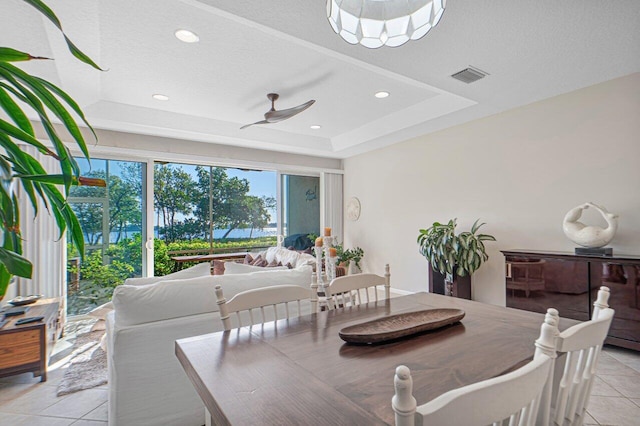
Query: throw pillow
267,259,281,267
212,260,225,275
224,262,287,274
249,254,264,266
243,254,253,264
255,258,268,267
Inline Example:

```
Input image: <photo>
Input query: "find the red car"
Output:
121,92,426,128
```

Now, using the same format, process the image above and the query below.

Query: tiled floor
0,319,107,425
0,322,639,425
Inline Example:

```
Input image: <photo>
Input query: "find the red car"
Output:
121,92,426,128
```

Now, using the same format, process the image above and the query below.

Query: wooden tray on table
338,308,465,344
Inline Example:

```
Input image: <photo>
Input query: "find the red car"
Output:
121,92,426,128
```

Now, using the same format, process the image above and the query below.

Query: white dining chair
540,286,614,426
214,284,313,330
393,314,557,426
317,264,390,311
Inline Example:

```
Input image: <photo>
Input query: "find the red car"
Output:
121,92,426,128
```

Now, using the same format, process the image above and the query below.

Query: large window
153,163,278,273
67,158,146,315
63,156,322,315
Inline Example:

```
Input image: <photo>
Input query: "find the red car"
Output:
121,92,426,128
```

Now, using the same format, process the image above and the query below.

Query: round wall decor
346,197,361,221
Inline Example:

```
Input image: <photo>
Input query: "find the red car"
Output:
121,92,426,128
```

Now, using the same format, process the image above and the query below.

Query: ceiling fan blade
265,100,315,123
240,119,269,130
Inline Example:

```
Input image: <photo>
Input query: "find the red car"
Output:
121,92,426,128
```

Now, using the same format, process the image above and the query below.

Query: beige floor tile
23,414,77,426
71,420,107,425
596,353,639,376
588,396,640,426
630,398,640,408
0,381,67,414
592,376,624,397
0,382,37,403
583,411,599,425
39,388,107,419
604,347,640,365
82,401,108,421
599,375,640,398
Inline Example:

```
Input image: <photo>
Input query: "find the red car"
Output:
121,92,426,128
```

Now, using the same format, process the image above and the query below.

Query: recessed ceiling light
175,29,200,43
152,94,169,101
310,125,321,130
374,91,390,99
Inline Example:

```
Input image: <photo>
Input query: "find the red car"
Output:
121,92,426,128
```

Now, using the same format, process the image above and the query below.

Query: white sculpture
562,202,618,248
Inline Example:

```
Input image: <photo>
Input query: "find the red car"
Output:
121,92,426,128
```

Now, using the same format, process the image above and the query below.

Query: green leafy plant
0,0,105,298
417,219,496,282
332,242,364,269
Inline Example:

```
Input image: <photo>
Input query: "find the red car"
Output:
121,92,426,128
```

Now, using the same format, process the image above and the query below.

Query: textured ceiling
2,0,639,158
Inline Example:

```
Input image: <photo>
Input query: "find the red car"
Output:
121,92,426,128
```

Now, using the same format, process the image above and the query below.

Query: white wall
343,73,640,305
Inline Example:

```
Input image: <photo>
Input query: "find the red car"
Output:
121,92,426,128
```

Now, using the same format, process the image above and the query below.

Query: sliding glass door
280,174,320,246
67,158,146,315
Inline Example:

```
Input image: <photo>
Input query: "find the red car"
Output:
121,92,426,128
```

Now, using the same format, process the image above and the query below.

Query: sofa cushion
224,261,287,274
112,265,312,327
263,246,316,269
123,262,211,286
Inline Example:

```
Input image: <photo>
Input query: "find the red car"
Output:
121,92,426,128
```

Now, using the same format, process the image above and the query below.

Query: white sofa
105,248,314,426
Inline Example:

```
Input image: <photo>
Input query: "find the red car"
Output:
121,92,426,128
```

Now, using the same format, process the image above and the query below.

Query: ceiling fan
240,93,315,130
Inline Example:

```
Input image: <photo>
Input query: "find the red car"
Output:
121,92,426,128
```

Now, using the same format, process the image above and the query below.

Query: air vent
451,67,488,84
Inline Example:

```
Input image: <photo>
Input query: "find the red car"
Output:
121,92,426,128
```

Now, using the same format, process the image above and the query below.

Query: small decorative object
8,294,43,306
314,245,324,285
324,227,332,237
338,308,465,344
346,197,361,221
417,219,496,296
563,202,618,254
327,253,337,282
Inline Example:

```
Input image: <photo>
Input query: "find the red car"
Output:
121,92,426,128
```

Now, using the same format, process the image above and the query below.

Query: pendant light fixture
327,0,446,48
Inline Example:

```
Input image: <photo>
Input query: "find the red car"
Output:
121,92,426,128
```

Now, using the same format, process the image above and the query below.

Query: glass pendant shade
327,0,446,48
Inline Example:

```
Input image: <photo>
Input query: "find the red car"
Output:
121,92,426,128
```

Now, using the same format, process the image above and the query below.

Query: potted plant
0,0,105,300
417,219,495,296
333,243,364,274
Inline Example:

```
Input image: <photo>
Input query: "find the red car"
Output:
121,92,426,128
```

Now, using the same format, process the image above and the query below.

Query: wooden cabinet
0,301,59,382
502,250,640,351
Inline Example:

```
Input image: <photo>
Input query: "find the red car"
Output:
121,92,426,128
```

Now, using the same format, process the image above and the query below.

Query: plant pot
444,275,454,297
348,263,361,275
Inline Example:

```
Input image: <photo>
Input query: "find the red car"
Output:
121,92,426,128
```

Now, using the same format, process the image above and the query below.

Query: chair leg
205,408,212,426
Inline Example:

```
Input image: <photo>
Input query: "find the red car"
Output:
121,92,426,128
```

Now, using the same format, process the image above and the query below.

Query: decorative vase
444,273,454,297
348,262,361,275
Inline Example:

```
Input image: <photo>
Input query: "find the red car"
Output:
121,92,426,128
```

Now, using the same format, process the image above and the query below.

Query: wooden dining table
175,292,578,425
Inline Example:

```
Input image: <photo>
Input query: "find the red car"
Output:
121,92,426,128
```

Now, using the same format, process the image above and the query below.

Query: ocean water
108,227,278,242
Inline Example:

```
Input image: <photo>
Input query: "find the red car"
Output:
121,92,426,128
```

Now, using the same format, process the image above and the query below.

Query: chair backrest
544,286,614,426
393,315,557,426
322,264,390,310
215,284,312,330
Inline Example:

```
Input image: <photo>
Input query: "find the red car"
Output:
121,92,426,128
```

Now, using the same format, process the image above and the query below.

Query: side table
0,300,59,382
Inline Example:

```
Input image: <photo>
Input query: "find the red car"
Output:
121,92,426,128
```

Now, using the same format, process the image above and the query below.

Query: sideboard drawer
0,329,41,368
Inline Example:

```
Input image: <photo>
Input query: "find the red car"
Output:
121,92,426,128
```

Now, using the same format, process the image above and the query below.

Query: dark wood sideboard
502,249,640,351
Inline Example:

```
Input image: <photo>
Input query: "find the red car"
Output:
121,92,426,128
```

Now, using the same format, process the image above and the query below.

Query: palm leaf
21,0,104,70
0,86,34,135
0,247,32,278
